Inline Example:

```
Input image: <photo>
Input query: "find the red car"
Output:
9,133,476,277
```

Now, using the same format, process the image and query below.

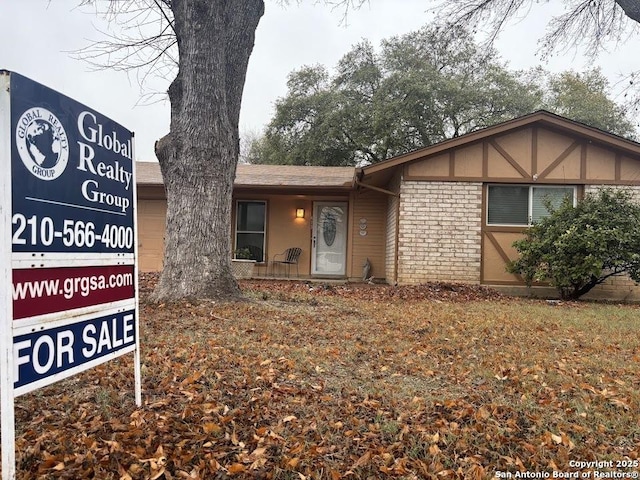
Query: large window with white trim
235,200,266,262
487,185,576,226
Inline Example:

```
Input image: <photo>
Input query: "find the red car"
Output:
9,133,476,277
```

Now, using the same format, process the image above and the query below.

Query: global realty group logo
15,107,69,181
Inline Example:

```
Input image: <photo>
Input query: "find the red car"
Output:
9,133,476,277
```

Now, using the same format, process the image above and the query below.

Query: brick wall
385,172,401,284
397,181,482,284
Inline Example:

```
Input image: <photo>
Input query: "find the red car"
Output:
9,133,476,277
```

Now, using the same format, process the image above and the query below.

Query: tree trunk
616,0,640,24
151,0,264,301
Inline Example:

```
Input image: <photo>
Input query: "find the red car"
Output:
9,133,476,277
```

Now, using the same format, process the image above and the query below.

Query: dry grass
11,277,640,479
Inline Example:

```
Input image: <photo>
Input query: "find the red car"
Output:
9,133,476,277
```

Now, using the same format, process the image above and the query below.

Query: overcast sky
1,0,638,161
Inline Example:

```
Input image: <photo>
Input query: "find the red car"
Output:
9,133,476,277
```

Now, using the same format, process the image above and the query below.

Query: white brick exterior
583,184,640,202
397,181,482,284
385,172,401,284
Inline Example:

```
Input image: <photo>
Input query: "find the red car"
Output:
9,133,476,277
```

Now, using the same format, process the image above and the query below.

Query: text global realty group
16,108,133,213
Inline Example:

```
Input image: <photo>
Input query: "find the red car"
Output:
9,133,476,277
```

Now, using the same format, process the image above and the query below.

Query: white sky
1,0,638,161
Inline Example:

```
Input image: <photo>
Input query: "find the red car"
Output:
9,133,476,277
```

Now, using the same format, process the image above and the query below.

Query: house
136,163,386,280
136,111,640,300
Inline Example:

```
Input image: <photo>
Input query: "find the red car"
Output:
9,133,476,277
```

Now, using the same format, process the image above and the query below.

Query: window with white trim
487,185,576,226
235,200,266,262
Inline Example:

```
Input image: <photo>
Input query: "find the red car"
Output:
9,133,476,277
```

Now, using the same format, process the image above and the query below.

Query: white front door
312,202,348,276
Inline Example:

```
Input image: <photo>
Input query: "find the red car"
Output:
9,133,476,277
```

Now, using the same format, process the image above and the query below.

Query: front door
312,202,348,276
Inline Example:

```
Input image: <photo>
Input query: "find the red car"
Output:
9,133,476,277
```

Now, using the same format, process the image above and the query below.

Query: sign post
0,71,140,479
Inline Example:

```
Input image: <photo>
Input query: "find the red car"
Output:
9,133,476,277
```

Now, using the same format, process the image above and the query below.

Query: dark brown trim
346,194,355,278
483,225,528,234
449,151,455,177
532,127,538,177
490,140,530,178
401,175,640,186
355,179,399,197
482,279,526,286
481,184,487,229
482,141,488,178
137,185,168,200
580,142,587,180
537,140,580,180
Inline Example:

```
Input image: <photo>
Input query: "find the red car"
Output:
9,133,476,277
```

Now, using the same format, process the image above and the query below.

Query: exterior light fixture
296,208,305,219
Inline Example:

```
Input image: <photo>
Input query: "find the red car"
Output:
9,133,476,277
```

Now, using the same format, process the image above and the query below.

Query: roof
136,162,355,189
138,111,640,191
136,161,164,185
358,110,640,180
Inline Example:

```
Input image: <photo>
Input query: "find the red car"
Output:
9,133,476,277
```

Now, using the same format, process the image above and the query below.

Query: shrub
508,188,640,299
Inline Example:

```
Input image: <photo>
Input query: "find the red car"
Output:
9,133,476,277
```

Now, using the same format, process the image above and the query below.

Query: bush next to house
508,188,640,300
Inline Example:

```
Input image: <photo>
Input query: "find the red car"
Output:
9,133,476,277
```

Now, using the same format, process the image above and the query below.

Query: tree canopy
541,69,636,138
249,25,634,167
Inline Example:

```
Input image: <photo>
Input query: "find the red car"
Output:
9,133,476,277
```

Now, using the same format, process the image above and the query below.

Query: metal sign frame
0,71,141,480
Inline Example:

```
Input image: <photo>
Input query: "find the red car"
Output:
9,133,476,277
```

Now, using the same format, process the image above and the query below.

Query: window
235,201,266,262
487,185,576,226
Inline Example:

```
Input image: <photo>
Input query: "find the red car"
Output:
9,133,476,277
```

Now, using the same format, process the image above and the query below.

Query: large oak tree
80,0,369,302
151,0,264,301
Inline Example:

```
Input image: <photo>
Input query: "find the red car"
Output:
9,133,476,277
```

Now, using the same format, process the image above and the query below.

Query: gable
403,125,640,185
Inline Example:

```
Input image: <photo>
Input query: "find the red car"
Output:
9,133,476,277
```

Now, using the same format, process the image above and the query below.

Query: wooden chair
270,247,302,278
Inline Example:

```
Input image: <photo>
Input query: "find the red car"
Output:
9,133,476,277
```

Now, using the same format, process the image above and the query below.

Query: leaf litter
9,274,640,479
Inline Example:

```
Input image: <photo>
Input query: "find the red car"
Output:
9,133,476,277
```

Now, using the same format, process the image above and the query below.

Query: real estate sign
0,71,140,480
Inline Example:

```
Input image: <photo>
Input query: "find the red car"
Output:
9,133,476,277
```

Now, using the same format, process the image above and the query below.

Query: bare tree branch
74,0,177,79
432,0,639,57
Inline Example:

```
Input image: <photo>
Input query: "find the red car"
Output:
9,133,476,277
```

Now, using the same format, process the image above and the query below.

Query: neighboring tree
542,68,636,138
508,189,640,300
239,128,263,164
249,26,634,167
251,25,542,166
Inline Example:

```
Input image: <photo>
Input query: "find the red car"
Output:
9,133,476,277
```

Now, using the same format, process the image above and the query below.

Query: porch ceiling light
296,208,305,219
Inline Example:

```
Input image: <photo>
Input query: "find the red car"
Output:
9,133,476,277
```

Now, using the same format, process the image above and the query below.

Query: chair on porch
270,247,302,278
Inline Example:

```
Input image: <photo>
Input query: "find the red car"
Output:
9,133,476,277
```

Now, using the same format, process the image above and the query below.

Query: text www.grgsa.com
13,272,133,301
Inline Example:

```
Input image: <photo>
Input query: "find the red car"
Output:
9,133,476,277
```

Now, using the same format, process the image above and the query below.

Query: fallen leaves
8,275,640,478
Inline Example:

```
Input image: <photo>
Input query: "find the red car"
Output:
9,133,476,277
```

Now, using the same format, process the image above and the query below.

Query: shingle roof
136,161,164,185
136,162,355,189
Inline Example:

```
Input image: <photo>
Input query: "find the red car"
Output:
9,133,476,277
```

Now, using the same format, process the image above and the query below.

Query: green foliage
250,25,542,166
508,188,640,300
234,247,253,260
542,68,636,139
250,24,635,167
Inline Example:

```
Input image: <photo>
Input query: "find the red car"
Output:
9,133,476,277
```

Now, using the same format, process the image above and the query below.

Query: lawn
12,276,640,479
